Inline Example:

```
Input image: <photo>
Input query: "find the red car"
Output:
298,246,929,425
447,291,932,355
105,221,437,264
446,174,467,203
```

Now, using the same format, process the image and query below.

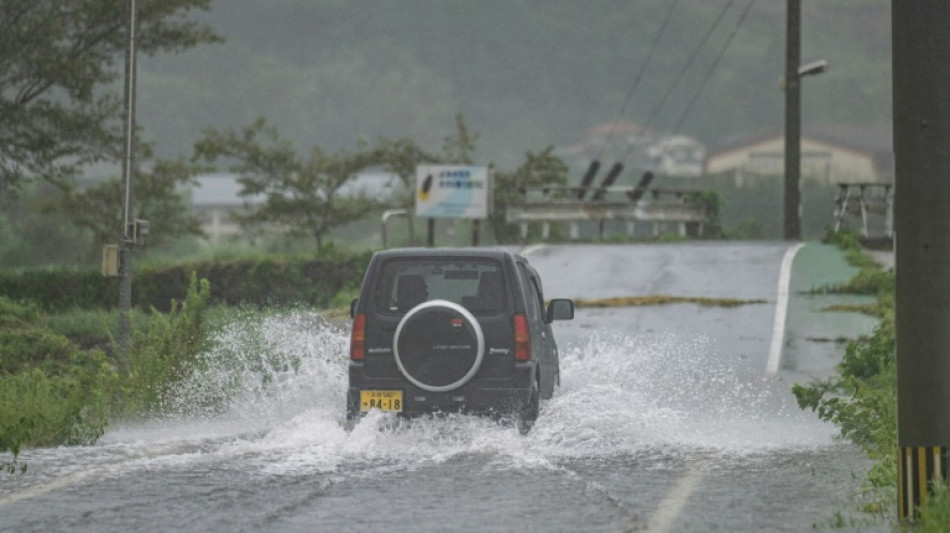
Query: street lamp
784,0,827,241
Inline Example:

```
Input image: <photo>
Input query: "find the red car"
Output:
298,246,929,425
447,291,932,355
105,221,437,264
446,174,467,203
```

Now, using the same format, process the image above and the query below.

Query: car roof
372,247,523,262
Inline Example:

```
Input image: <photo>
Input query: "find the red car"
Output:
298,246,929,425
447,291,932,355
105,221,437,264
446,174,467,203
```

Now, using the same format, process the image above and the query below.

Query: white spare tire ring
393,299,485,392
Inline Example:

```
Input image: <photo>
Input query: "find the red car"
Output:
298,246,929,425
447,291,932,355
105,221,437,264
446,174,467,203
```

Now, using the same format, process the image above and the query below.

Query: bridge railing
505,185,710,240
832,182,893,239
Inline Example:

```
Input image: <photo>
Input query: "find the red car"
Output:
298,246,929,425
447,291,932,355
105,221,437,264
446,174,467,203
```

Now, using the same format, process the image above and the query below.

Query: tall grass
0,272,212,471
118,272,211,417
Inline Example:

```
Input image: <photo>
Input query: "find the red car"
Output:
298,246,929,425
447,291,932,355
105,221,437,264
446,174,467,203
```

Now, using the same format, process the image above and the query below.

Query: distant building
188,172,400,243
557,121,707,180
645,135,706,178
705,134,889,186
189,173,262,243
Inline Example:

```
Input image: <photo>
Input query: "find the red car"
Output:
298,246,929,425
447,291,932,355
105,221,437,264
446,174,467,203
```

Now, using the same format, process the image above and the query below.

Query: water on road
0,244,882,532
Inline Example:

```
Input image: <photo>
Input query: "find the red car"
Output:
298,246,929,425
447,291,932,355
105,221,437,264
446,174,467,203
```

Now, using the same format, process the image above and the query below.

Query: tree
0,0,222,198
374,114,479,201
193,118,380,250
490,146,569,243
41,144,205,251
441,113,479,165
373,137,439,207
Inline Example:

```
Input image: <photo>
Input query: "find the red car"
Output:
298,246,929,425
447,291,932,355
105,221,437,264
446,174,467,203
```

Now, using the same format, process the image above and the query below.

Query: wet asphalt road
0,242,886,532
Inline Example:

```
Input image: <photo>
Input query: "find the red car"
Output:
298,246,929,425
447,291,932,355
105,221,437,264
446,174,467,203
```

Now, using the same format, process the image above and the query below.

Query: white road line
519,244,547,258
0,469,95,507
766,242,805,375
647,466,707,532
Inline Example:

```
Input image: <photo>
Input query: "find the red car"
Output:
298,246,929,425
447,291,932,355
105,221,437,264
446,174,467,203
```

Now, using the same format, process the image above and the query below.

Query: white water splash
96,311,835,475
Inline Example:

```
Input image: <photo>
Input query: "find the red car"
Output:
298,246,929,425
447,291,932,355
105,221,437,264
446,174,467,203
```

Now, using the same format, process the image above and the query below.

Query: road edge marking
766,242,805,375
647,466,707,532
0,469,94,508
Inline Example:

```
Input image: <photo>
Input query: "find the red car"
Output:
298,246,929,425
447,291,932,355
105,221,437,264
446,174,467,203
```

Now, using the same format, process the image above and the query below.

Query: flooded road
0,243,883,532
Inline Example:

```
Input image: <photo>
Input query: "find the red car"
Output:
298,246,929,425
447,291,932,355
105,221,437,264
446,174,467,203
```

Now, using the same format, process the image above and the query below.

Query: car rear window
374,258,506,315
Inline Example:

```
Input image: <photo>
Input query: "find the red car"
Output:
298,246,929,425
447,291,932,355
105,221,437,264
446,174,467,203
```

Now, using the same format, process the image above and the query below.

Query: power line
595,0,681,162
667,0,757,139
621,0,737,163
648,0,756,174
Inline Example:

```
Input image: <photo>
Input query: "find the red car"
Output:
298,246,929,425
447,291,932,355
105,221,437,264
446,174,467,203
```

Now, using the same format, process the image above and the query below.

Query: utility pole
893,3,950,521
118,0,138,361
783,0,802,241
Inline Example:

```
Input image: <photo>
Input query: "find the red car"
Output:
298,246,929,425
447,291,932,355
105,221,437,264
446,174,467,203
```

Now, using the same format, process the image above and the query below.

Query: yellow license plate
360,390,403,413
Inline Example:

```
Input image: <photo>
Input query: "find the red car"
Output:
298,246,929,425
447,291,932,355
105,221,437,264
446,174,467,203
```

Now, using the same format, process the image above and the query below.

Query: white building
705,134,886,186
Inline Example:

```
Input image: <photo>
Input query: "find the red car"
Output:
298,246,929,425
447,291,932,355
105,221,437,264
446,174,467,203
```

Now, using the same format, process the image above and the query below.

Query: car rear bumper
346,361,535,419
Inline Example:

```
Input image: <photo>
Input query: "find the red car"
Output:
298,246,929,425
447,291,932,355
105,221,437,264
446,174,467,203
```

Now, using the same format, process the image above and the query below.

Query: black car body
346,248,573,432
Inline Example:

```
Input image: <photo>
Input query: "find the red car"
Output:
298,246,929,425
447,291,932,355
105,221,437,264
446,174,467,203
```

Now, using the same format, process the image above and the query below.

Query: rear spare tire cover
393,300,485,392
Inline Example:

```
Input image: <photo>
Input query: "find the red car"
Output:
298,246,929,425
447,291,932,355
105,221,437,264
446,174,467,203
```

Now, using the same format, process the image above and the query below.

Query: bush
0,273,213,462
119,272,212,416
0,296,119,459
920,483,950,532
0,252,373,313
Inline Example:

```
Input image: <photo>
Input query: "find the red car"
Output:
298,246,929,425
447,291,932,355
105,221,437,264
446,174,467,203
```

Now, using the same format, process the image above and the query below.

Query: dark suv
346,248,574,432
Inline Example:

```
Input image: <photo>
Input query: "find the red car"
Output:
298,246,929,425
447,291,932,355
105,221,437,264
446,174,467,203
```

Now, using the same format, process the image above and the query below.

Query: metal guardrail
505,185,710,240
832,182,893,238
381,209,414,248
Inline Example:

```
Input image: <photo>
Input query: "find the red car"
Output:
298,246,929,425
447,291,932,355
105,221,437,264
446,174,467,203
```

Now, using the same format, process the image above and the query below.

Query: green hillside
136,0,891,169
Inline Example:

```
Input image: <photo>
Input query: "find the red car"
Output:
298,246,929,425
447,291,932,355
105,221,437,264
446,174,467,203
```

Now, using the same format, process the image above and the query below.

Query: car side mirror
545,299,574,322
349,298,359,319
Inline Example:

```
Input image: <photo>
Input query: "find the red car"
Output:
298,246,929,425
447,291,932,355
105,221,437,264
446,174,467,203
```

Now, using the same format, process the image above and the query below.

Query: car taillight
350,313,366,361
514,313,530,361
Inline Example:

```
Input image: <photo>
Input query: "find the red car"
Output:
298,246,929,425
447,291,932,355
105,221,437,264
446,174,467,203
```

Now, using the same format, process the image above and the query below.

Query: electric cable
668,0,757,140
620,0,737,163
595,0,681,163
651,0,757,172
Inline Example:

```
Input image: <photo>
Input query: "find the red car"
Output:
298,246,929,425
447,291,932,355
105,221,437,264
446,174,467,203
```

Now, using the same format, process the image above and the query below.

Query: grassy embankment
0,273,211,474
1,247,368,474
792,231,950,529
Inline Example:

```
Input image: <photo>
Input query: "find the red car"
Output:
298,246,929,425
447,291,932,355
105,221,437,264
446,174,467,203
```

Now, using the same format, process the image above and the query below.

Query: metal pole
118,0,138,362
783,0,802,241
893,2,950,521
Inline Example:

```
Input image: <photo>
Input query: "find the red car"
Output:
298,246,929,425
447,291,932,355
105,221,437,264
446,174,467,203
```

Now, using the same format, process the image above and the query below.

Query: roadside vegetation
791,230,946,528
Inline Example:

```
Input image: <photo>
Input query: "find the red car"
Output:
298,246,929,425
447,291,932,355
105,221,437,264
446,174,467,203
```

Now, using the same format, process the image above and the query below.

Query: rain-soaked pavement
0,242,888,532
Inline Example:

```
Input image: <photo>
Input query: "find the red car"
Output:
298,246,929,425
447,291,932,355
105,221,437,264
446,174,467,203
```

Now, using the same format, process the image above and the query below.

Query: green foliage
0,251,372,312
0,0,222,197
40,144,207,249
648,174,840,241
491,146,570,243
194,117,382,250
793,238,896,519
824,228,880,270
119,272,211,415
0,267,116,312
373,137,439,204
698,190,724,239
0,360,117,448
440,113,479,165
919,483,950,532
0,297,118,463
